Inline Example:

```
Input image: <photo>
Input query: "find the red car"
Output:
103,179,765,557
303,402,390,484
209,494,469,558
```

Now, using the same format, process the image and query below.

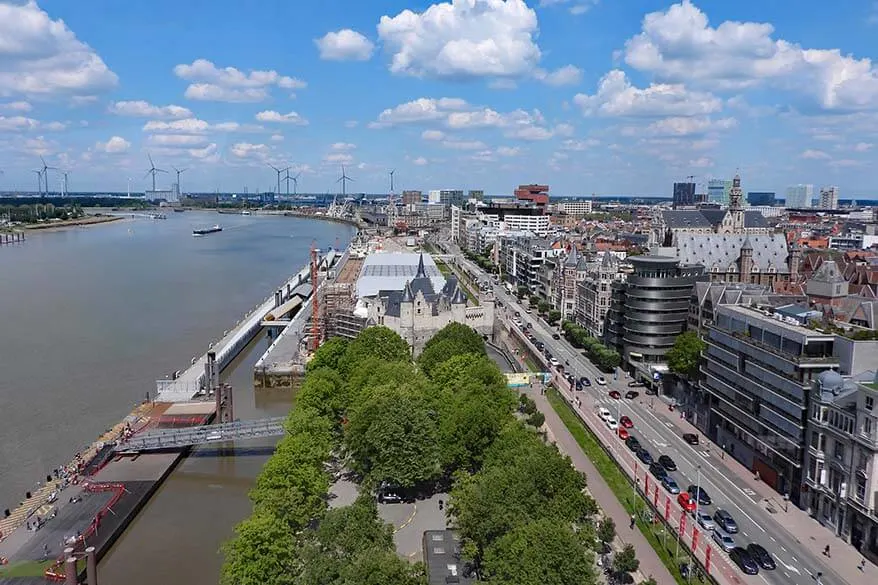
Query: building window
866,396,874,411
863,417,873,438
833,441,845,462
855,474,866,502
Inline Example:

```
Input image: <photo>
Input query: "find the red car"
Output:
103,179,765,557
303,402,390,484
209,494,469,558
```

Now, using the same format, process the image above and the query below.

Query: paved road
444,242,870,585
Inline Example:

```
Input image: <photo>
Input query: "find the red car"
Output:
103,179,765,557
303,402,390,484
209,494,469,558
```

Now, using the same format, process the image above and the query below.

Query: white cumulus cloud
144,118,211,134
96,136,130,154
801,149,831,160
0,1,118,98
574,70,722,117
174,59,306,102
0,101,32,112
230,142,270,159
537,65,583,87
412,156,429,166
377,0,542,79
315,29,375,61
330,142,357,151
255,110,309,125
109,100,193,119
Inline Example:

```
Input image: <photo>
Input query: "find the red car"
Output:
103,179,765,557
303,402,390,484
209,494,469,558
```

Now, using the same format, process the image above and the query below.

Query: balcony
623,332,677,347
625,287,692,301
622,322,686,335
728,330,839,366
626,275,700,288
624,298,690,312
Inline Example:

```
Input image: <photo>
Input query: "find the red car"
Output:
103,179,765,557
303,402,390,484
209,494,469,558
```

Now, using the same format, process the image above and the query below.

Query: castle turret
739,237,753,283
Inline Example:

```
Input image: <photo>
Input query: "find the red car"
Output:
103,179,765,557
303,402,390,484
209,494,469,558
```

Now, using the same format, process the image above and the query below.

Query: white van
597,407,611,421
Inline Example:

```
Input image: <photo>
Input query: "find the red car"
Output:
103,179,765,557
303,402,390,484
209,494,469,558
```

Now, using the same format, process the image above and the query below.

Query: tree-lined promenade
221,323,644,585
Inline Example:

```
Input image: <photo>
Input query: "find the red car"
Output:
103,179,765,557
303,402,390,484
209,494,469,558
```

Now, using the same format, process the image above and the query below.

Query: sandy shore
23,215,123,231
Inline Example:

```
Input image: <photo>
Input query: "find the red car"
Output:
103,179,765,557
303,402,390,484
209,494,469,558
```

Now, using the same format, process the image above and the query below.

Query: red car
677,492,697,513
618,427,630,440
609,390,621,399
619,415,633,429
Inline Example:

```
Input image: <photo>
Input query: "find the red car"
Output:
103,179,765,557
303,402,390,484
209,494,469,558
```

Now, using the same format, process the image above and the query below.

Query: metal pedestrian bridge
116,417,288,452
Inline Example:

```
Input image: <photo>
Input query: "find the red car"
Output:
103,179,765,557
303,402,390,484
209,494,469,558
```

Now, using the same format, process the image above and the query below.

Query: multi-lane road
442,243,855,585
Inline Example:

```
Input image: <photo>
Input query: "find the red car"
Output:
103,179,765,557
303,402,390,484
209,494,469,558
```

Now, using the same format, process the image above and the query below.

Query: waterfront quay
0,248,347,583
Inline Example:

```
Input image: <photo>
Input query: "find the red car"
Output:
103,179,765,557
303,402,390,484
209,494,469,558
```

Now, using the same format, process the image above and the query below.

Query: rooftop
356,252,445,298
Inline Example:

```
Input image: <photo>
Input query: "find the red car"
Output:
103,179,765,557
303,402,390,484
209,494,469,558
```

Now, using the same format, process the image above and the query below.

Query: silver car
712,528,735,553
696,511,715,531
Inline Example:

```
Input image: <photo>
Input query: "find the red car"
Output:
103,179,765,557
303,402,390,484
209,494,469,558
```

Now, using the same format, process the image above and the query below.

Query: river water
0,210,355,583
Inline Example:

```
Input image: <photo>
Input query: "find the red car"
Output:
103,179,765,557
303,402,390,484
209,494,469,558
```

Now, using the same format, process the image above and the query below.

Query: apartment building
576,252,624,338
556,199,594,216
500,235,562,293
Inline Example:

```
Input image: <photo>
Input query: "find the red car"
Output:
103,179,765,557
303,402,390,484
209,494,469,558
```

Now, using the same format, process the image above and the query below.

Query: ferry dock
0,247,350,584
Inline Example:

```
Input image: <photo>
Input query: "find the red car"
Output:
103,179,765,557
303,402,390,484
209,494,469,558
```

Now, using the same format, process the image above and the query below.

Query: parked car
637,449,654,465
597,407,611,421
552,333,560,340
618,427,630,440
619,415,633,428
677,492,697,513
625,390,640,399
609,390,621,399
580,376,591,386
605,417,619,431
746,544,776,570
695,511,715,531
687,485,712,506
627,381,644,387
712,529,736,553
661,475,680,494
625,436,641,452
658,455,677,471
649,462,667,480
596,376,607,385
729,547,759,575
683,433,700,445
713,509,738,534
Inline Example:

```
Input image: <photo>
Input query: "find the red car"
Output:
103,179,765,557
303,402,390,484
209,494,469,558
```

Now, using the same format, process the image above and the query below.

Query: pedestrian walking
816,571,823,584
630,514,636,529
859,559,866,571
824,545,831,557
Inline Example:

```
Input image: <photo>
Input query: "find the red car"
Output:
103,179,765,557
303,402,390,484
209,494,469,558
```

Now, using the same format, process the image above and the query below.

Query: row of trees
561,321,622,372
222,322,636,585
0,203,84,223
464,251,497,274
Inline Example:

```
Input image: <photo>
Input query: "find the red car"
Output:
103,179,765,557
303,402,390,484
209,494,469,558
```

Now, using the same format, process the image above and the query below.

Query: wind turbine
145,154,167,193
268,163,289,195
282,168,299,196
337,165,353,198
61,170,71,196
40,156,57,196
291,171,301,195
172,166,188,198
33,169,43,194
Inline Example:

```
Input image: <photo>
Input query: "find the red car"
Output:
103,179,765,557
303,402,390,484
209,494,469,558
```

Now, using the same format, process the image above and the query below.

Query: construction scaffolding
322,282,367,339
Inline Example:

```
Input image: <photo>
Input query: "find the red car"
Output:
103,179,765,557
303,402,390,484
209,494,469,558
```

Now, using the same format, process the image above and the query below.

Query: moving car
609,390,621,399
746,544,776,570
712,529,736,553
619,415,633,429
580,376,591,386
649,462,667,480
552,333,560,340
597,407,611,421
617,427,629,440
658,455,677,471
713,509,738,534
695,511,715,530
377,483,403,503
729,547,759,575
637,449,654,465
687,485,712,506
661,476,680,494
625,390,640,399
596,376,607,385
677,492,697,513
605,417,619,431
627,381,644,388
625,436,641,452
683,433,700,445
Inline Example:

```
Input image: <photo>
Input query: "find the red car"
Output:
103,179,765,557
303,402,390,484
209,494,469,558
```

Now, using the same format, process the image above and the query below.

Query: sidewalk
650,396,872,585
527,384,676,584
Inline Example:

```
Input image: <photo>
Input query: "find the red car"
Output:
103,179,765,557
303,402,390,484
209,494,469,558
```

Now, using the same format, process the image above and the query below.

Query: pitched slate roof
675,233,790,272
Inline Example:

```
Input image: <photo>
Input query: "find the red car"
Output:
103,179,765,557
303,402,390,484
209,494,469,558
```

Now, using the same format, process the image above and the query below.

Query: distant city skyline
0,1,877,196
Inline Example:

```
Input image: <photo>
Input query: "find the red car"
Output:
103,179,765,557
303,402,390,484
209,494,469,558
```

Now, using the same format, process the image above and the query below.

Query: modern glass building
747,191,776,206
708,179,732,206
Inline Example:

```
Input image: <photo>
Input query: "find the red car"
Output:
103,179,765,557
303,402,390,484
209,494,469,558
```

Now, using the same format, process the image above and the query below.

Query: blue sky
1,0,877,197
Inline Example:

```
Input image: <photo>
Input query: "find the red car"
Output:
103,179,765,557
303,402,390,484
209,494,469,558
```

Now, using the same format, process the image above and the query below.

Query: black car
552,333,560,340
625,436,641,452
683,433,700,445
625,390,640,399
746,544,776,570
729,548,759,575
649,462,667,480
581,377,592,386
627,381,644,387
658,455,677,471
687,485,712,506
536,342,545,350
637,449,654,465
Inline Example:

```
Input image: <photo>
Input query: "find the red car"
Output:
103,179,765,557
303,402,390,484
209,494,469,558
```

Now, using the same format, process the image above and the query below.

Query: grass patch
434,259,451,276
523,355,540,372
546,388,692,585
0,559,53,578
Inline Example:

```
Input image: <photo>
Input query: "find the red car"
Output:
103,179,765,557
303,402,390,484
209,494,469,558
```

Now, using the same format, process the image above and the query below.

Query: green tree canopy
417,323,486,378
438,379,514,472
345,383,440,488
338,550,427,585
307,336,350,372
612,543,640,575
666,331,706,379
295,370,349,428
597,517,616,545
423,322,485,355
340,326,411,374
220,510,300,585
482,518,596,585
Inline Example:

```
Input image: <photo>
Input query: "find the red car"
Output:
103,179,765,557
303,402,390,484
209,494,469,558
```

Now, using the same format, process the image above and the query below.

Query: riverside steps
0,248,346,583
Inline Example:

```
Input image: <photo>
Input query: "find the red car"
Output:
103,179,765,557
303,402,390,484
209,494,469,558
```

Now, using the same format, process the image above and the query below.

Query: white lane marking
742,531,749,537
780,546,787,552
777,559,800,575
770,536,777,542
791,556,797,562
759,575,772,585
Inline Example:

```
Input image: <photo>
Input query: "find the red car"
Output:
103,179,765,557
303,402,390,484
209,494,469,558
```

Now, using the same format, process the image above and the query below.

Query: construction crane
309,243,321,353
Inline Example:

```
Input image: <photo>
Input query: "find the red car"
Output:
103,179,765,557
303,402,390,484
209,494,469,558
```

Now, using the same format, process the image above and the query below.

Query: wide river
0,210,355,584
